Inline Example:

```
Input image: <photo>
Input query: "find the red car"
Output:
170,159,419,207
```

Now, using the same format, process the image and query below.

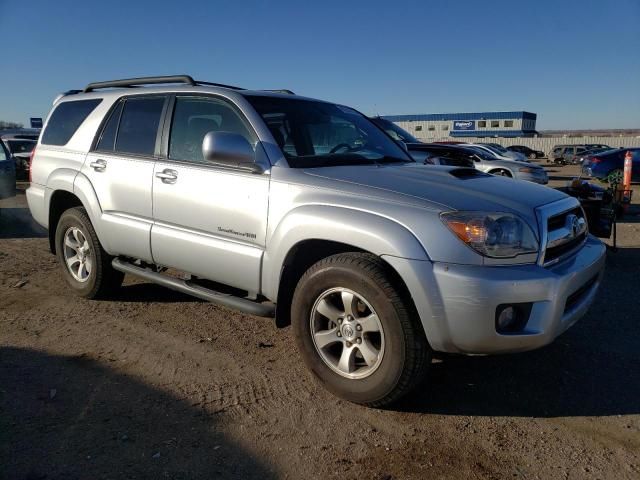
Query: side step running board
112,258,275,318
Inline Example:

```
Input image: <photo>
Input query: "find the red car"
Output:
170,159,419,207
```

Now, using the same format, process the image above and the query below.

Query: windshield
463,146,497,160
481,144,508,155
370,117,420,143
245,96,413,168
6,140,36,154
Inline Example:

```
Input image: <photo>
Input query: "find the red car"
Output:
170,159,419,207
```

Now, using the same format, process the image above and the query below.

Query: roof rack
82,75,246,93
262,89,296,95
195,80,245,91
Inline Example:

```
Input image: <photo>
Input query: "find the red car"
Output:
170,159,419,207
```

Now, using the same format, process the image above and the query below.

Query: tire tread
295,252,430,407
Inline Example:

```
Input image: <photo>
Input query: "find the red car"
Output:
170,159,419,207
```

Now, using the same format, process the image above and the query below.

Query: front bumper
384,235,606,354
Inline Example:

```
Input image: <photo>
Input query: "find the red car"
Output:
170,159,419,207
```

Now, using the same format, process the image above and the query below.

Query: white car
470,143,528,162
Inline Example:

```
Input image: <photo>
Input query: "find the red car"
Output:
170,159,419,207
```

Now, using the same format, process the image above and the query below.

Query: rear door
83,95,167,261
150,95,269,295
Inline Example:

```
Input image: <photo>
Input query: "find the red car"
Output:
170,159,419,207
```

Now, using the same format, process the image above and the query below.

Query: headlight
441,212,539,258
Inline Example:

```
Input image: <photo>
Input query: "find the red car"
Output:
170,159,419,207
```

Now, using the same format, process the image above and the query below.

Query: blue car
0,140,16,199
582,148,640,184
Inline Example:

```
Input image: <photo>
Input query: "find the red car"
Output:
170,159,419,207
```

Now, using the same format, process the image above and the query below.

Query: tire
492,169,512,177
528,153,536,159
291,253,430,407
606,169,623,185
55,207,124,299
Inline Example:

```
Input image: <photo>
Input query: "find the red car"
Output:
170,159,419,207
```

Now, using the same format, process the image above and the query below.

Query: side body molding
261,204,430,301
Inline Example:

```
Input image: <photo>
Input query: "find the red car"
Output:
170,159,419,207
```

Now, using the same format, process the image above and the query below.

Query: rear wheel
55,207,124,299
291,253,430,407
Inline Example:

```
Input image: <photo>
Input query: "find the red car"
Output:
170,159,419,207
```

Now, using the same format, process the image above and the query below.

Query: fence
404,134,640,155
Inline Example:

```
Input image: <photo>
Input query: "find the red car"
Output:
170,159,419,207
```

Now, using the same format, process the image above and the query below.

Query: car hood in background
303,162,564,219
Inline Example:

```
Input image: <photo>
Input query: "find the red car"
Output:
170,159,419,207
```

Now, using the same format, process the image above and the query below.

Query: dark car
507,145,544,159
369,117,474,168
0,140,16,199
369,116,422,144
0,129,40,180
549,144,610,165
582,148,640,184
406,144,475,167
568,147,612,165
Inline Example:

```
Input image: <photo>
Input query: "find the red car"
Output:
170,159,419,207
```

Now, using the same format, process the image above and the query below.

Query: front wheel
55,207,124,299
291,253,430,407
529,153,536,159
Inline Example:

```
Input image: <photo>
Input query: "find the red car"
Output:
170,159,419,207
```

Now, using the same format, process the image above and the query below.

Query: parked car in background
406,143,474,167
457,146,548,184
0,131,39,180
507,145,545,159
369,116,422,144
549,144,609,165
467,143,528,162
585,144,611,150
369,117,473,167
569,147,612,165
0,140,16,199
478,143,527,161
582,148,640,184
561,146,591,165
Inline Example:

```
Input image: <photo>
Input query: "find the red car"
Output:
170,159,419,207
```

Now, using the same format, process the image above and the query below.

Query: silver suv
27,76,606,407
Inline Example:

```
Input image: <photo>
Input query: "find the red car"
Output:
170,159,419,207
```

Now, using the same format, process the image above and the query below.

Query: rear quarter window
41,99,102,146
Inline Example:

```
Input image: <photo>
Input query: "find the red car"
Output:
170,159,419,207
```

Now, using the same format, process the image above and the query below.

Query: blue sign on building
30,117,43,129
453,120,475,130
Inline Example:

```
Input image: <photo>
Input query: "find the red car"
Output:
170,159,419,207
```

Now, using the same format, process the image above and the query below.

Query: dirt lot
1,165,639,480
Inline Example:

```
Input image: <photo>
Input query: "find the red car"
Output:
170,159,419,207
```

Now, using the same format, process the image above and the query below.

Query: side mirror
202,131,264,174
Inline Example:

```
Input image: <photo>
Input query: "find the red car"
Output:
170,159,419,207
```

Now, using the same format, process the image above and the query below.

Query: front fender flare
261,205,430,300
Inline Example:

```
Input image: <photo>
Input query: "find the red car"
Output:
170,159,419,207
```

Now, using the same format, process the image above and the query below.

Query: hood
303,163,565,220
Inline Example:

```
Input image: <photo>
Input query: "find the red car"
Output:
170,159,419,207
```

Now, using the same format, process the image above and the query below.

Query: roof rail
194,80,245,91
83,75,196,92
262,89,295,95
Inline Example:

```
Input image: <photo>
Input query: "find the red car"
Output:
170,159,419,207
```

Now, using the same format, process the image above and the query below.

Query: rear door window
95,101,124,152
114,96,165,156
41,99,102,146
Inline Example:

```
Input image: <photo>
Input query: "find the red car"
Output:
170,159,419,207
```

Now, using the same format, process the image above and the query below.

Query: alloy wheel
309,287,385,379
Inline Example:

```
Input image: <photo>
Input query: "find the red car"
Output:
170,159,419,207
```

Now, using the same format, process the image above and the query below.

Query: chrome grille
537,199,588,267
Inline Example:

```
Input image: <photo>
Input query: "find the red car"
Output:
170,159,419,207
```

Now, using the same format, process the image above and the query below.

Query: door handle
155,169,178,184
89,159,107,171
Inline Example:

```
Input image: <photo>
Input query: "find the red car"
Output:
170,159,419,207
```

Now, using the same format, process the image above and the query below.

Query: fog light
495,303,532,334
497,306,516,330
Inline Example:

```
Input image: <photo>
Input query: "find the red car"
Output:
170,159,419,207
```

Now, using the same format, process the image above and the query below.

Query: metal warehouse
383,111,538,139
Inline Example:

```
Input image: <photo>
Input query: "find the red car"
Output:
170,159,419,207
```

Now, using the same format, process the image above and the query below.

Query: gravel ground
1,165,639,480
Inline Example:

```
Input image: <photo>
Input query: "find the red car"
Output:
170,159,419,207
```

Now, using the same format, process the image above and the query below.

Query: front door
82,95,167,262
151,95,269,295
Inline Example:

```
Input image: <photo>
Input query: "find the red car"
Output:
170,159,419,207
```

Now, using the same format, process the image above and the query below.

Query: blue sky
1,0,639,129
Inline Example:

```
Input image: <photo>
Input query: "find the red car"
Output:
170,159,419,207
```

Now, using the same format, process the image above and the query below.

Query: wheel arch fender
261,204,429,301
45,169,108,253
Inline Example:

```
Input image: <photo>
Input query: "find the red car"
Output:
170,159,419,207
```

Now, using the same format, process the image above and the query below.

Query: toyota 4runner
27,76,606,407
